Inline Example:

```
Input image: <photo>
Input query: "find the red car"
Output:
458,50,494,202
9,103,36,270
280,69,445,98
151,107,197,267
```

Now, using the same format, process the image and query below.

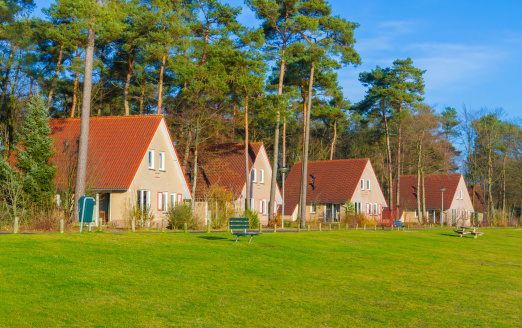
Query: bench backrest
230,217,249,233
393,220,403,226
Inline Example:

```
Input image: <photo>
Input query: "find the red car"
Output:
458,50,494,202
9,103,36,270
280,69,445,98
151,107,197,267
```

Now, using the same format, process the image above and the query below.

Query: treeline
1,0,521,225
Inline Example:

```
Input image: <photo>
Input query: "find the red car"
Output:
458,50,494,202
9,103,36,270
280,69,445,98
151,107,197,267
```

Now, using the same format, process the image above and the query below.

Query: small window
250,198,254,211
459,190,463,199
361,179,365,190
259,169,264,183
366,203,370,214
367,180,371,190
148,150,154,169
170,193,176,209
159,151,165,171
162,192,168,212
378,204,381,215
251,168,257,182
157,192,163,211
311,203,317,213
373,203,377,215
258,199,263,214
262,199,267,214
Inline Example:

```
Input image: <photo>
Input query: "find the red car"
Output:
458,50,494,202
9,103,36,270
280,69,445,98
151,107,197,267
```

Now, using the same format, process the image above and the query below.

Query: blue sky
34,0,521,119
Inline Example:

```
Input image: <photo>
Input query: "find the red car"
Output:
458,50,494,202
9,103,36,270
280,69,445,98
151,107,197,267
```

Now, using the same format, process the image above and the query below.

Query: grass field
0,228,520,327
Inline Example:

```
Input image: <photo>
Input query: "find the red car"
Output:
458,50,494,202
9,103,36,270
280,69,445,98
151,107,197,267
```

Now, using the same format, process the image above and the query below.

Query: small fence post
184,222,188,233
98,218,102,232
131,219,136,232
356,224,358,230
13,216,18,234
364,224,366,231
328,223,332,231
274,224,277,233
307,224,310,232
259,223,262,233
319,223,322,232
374,225,376,231
161,220,165,233
338,223,341,231
207,223,210,233
60,219,65,233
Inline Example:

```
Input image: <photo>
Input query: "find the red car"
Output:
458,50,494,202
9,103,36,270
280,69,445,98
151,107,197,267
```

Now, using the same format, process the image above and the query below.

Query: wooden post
274,224,277,233
131,219,135,232
13,217,18,234
307,224,310,232
161,220,165,233
184,222,188,233
207,223,210,233
374,225,376,231
329,223,331,231
338,223,341,230
60,219,65,233
356,224,358,230
319,223,322,232
364,224,366,231
98,218,102,232
259,223,262,233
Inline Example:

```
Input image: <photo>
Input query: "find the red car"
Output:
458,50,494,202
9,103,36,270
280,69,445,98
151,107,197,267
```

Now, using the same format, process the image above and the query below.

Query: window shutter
158,192,163,211
366,203,370,214
259,200,263,214
378,204,381,215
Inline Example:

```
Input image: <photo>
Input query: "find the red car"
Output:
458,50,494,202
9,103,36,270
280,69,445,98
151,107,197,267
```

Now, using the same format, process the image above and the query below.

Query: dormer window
361,179,365,190
148,150,154,169
159,151,165,171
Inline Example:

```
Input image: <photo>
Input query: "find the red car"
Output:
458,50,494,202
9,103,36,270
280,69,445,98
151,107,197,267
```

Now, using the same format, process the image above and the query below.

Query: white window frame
367,180,371,191
148,150,154,169
177,194,182,204
259,169,264,183
157,192,163,211
249,198,254,211
311,203,317,214
361,179,365,190
170,193,176,209
138,190,151,209
159,151,165,171
459,190,463,199
251,168,257,183
366,203,370,215
373,203,377,215
263,199,267,215
162,192,168,213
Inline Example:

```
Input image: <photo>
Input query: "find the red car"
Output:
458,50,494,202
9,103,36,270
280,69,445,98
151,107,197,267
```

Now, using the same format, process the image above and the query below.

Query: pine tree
15,96,56,207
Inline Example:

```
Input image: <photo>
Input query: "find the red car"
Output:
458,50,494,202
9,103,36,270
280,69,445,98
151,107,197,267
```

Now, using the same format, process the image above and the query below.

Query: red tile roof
397,173,463,211
49,115,164,190
468,185,486,212
283,159,370,215
186,143,264,198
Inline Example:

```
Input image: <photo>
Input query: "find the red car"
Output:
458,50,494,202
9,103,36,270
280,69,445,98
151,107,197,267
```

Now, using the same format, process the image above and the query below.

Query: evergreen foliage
15,96,56,207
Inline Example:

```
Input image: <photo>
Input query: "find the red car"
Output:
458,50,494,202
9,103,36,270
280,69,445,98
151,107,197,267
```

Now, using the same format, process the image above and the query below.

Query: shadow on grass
441,233,465,238
197,236,232,241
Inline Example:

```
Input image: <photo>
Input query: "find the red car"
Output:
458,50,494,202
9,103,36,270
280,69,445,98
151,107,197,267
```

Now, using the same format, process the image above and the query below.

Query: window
162,192,168,212
251,168,257,182
311,203,317,213
250,198,254,211
366,203,370,215
259,169,264,183
459,190,463,199
361,179,365,190
378,204,381,215
263,200,267,215
159,151,165,171
259,199,265,214
373,203,377,215
177,194,182,204
367,180,371,190
158,192,164,211
170,193,176,209
137,190,150,209
148,150,154,169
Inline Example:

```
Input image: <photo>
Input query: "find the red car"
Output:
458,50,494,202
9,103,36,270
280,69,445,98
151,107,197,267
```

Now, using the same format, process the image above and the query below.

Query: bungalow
184,142,282,226
49,115,192,227
283,159,388,223
397,173,474,225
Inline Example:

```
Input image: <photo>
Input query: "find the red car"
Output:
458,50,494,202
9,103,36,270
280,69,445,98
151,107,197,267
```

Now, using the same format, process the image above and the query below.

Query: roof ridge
50,114,164,121
292,158,369,165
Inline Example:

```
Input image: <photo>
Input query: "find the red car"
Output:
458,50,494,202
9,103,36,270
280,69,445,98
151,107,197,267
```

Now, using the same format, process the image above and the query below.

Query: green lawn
0,229,520,327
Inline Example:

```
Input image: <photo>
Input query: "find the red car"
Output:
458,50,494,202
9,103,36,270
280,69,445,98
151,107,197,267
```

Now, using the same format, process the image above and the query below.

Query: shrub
268,214,281,228
167,203,198,230
125,203,154,229
242,209,260,229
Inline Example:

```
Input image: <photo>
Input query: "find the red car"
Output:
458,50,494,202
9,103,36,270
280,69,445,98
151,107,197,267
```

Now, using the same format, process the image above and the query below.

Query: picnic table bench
230,217,261,242
454,226,483,239
393,221,406,230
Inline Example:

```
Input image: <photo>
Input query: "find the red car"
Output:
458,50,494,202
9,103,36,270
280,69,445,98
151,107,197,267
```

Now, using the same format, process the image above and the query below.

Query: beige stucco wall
402,176,473,225
108,122,190,227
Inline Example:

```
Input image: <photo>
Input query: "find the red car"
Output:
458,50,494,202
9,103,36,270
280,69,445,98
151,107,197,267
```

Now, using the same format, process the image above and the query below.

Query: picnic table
454,226,483,239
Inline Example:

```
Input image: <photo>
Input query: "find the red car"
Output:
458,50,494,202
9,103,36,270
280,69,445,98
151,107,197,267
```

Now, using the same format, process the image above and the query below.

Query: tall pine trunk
157,52,167,114
299,60,314,228
191,116,200,212
124,55,136,115
416,140,422,223
329,120,337,160
74,25,95,221
70,71,80,118
396,103,403,220
47,43,65,108
269,54,285,221
244,94,250,211
382,102,393,213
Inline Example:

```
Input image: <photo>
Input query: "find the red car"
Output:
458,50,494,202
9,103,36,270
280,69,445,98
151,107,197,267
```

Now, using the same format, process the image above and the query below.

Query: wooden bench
454,226,484,239
393,221,406,230
230,217,261,242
